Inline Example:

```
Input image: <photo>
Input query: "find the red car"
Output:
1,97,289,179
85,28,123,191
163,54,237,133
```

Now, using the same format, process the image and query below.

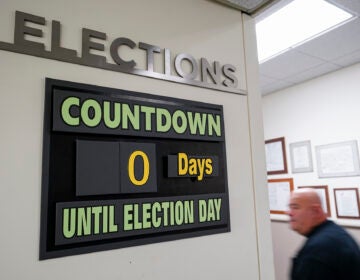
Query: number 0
128,150,150,186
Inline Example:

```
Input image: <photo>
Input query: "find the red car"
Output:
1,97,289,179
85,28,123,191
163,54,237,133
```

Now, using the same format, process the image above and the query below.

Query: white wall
263,62,360,280
0,1,274,279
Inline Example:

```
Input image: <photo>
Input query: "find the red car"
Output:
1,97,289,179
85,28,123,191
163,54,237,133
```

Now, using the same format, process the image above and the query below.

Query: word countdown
40,79,230,259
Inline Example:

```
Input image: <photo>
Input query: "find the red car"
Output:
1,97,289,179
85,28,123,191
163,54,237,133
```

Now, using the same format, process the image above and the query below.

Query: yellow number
128,150,150,186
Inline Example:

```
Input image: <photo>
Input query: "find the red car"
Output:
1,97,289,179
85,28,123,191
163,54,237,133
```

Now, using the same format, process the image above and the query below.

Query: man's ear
311,204,322,215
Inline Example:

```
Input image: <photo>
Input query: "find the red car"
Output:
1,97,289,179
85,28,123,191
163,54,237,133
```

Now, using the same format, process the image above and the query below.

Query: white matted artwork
265,137,288,175
298,186,331,217
334,188,360,219
289,140,313,173
268,178,294,214
315,140,360,178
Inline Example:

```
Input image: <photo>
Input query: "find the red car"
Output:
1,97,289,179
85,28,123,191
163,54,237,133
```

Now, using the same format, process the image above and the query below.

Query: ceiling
213,0,278,14
213,0,360,95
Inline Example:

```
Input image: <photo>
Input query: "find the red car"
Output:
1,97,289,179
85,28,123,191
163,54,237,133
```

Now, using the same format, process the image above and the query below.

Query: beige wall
0,1,274,279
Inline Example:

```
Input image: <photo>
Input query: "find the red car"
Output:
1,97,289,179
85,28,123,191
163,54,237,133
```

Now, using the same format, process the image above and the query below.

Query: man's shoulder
305,221,359,256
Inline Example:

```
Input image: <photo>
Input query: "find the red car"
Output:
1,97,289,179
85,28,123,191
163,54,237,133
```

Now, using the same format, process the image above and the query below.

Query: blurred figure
288,188,360,280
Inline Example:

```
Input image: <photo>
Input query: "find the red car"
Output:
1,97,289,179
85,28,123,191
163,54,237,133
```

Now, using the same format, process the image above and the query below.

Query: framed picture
268,178,294,214
265,137,288,175
289,140,313,173
298,185,331,217
334,188,360,219
315,140,360,178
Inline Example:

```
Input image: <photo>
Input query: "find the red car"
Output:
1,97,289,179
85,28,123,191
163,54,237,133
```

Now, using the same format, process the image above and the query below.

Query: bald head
292,188,323,206
288,188,327,236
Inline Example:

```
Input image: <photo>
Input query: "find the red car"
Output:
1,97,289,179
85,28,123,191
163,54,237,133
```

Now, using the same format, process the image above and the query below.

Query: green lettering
103,101,120,128
214,198,222,221
184,200,194,224
122,104,139,130
187,112,207,135
172,110,187,134
109,205,118,232
141,106,155,131
61,97,80,126
156,108,171,132
123,204,133,231
170,201,175,225
208,114,221,136
133,204,142,230
92,206,102,234
102,205,108,233
162,202,170,226
63,208,76,238
175,201,184,225
199,200,207,222
207,199,216,221
152,202,162,228
81,99,101,127
142,203,152,229
77,207,91,236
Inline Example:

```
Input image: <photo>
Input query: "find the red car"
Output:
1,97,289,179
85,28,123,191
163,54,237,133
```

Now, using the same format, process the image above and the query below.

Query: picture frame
334,188,360,219
298,185,331,217
268,178,294,214
265,137,288,175
289,140,313,173
315,140,360,178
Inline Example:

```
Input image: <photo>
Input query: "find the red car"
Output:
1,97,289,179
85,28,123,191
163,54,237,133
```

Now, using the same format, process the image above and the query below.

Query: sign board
40,78,230,259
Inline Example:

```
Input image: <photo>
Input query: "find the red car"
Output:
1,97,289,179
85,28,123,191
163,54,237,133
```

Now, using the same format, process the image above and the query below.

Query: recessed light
256,0,354,63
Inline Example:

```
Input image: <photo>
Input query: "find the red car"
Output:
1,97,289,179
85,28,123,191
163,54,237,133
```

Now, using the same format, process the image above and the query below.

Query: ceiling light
256,0,354,63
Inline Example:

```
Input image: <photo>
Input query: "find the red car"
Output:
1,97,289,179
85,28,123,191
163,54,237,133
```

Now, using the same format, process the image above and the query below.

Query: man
288,188,360,280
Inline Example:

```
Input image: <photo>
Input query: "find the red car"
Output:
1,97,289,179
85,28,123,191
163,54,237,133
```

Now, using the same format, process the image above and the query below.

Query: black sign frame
40,78,230,260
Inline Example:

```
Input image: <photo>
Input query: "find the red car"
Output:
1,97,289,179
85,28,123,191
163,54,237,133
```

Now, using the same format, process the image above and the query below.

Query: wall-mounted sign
0,10,245,95
40,78,230,259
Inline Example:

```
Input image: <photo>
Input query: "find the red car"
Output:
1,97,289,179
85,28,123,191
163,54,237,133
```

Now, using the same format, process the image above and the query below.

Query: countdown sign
40,78,230,260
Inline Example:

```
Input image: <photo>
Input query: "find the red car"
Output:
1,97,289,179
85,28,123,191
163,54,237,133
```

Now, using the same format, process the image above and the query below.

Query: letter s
222,64,238,88
205,158,213,175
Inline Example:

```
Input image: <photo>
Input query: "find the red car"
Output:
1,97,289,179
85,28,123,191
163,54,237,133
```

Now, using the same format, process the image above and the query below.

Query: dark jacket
291,220,360,280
